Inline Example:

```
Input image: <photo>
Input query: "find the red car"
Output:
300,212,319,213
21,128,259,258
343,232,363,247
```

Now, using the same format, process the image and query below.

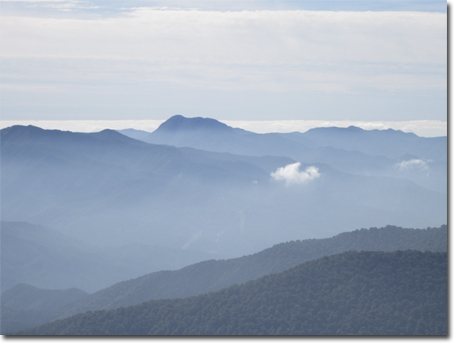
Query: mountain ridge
0,224,444,334
16,250,447,335
1,123,447,256
141,115,446,191
58,224,446,315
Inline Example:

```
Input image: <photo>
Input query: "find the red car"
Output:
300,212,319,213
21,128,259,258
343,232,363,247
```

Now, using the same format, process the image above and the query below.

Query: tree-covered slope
19,250,447,335
50,225,447,320
0,284,88,334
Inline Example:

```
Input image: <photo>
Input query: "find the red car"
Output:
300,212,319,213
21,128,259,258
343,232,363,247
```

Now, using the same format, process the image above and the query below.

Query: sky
0,0,447,135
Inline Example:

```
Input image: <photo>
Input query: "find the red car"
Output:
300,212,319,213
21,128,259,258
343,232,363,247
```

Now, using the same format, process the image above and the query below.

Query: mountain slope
145,115,385,169
116,128,151,141
0,221,215,293
2,225,446,334
145,115,313,160
1,283,88,311
18,250,447,335
294,126,446,161
142,115,447,192
1,125,274,251
44,225,447,324
0,284,88,334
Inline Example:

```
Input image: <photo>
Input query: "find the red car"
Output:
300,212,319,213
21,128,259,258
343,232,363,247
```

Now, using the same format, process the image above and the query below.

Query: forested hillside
2,224,446,334
58,224,447,314
19,251,447,335
1,284,88,334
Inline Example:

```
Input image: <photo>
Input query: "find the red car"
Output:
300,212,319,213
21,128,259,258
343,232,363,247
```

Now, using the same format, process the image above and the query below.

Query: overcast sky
0,0,447,134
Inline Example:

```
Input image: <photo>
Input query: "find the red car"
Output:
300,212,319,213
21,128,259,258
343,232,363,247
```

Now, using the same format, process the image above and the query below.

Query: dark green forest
53,224,449,314
1,224,447,334
18,250,447,336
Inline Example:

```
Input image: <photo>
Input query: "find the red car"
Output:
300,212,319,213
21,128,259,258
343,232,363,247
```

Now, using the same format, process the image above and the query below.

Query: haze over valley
1,116,446,258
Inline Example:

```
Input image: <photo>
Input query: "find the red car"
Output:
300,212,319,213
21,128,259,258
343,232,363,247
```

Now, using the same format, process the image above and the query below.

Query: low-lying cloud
396,159,429,172
271,162,320,186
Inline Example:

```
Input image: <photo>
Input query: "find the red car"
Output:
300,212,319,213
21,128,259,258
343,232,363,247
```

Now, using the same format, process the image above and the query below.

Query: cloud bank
271,163,320,186
0,7,446,121
0,10,446,92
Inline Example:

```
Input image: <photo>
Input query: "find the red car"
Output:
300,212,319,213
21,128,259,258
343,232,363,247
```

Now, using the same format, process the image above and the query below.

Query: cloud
0,8,446,121
271,162,320,185
1,0,69,2
0,10,446,90
396,159,430,172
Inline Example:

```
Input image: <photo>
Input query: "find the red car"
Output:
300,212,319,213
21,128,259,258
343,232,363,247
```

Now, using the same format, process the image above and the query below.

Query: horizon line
0,119,447,138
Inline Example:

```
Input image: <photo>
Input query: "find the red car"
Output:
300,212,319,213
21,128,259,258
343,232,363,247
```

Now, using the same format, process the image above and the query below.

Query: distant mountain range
119,115,446,193
1,120,447,258
1,224,446,334
124,115,446,161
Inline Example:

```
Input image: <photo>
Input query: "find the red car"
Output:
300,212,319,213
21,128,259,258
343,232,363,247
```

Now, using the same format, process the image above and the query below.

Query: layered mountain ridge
1,118,447,257
1,115,448,335
1,224,447,334
126,115,446,193
15,250,448,336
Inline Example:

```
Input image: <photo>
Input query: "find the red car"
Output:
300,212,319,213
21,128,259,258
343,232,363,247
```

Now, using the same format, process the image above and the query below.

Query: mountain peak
155,115,233,134
94,128,131,140
347,126,364,132
0,125,70,145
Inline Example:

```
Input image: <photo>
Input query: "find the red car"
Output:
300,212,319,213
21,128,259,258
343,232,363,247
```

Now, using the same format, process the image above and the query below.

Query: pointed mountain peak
94,128,129,139
90,129,150,146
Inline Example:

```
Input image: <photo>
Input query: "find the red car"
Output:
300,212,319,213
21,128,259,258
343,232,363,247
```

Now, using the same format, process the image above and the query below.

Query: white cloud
396,159,430,172
271,162,320,186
